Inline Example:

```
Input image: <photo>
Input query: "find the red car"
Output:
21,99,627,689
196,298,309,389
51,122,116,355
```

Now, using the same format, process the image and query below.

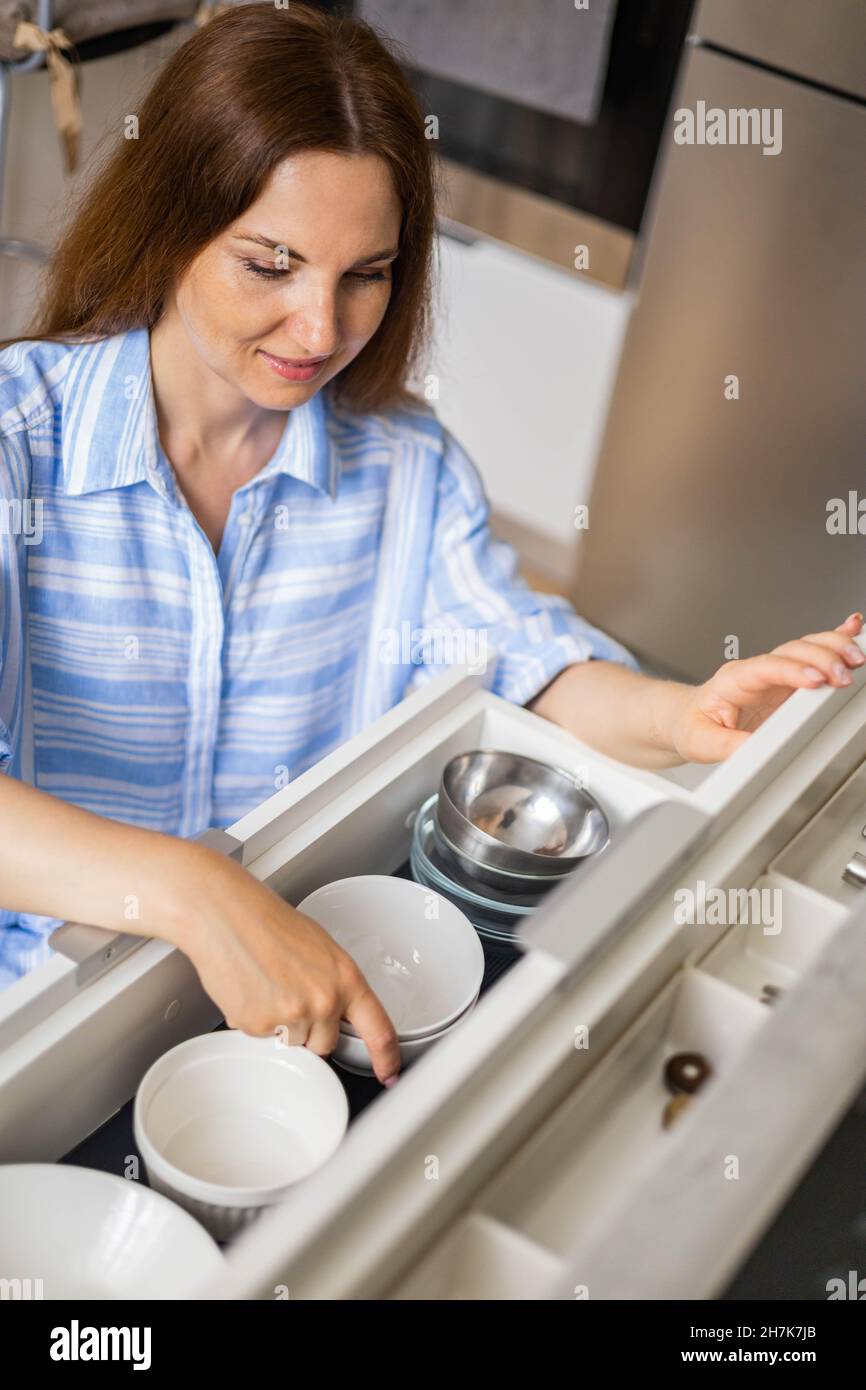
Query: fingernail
848,613,863,623
383,1074,399,1088
834,662,852,683
846,645,865,664
804,667,825,681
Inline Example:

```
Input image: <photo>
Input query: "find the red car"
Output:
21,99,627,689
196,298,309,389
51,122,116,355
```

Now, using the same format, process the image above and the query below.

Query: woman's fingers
790,629,864,661
676,612,866,765
710,639,865,703
709,653,834,697
343,980,402,1086
304,1015,342,1058
686,713,752,763
769,637,863,682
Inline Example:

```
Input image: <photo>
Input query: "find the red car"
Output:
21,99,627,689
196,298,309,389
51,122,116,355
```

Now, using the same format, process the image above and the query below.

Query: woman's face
169,150,403,405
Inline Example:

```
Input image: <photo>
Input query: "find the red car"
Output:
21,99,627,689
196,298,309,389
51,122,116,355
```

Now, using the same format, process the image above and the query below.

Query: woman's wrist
646,677,696,762
527,661,699,769
142,835,233,952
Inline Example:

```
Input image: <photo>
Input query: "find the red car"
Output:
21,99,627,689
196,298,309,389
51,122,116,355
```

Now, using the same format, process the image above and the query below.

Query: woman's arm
528,613,866,768
0,776,402,1084
0,773,202,939
527,661,694,770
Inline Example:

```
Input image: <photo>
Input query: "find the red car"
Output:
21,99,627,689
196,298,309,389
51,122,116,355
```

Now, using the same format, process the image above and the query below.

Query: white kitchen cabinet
430,230,632,562
3,644,866,1300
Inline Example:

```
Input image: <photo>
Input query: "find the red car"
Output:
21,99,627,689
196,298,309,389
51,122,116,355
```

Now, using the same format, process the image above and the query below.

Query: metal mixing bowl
437,749,610,885
432,814,573,894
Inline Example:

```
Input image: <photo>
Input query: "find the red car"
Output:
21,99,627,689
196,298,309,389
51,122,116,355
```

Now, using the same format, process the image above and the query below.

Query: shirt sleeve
404,426,641,706
0,428,61,986
0,427,29,775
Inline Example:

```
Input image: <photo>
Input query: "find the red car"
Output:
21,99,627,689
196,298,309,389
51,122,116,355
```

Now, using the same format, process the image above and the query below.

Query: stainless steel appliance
574,0,866,679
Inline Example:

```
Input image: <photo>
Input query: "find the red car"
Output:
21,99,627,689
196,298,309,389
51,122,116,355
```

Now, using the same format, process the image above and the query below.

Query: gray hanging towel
358,0,619,125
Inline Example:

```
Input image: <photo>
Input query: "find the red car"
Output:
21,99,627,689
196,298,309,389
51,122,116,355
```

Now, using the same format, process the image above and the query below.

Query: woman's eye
242,259,390,285
243,260,285,280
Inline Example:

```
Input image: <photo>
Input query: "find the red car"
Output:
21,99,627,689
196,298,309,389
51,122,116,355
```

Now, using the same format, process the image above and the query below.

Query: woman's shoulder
325,385,449,459
323,387,487,508
0,332,132,453
0,337,81,438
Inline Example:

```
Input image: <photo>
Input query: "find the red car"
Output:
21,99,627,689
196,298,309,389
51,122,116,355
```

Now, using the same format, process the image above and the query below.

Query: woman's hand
0,775,401,1084
161,841,402,1086
669,612,866,764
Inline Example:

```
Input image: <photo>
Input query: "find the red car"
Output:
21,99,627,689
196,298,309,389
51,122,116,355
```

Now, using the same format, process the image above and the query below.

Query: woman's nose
287,293,340,357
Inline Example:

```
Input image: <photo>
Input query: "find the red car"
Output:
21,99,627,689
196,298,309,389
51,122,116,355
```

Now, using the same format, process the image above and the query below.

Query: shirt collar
60,325,340,501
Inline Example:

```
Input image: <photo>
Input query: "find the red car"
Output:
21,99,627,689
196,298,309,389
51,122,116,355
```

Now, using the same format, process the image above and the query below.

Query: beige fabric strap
13,19,82,173
11,4,234,175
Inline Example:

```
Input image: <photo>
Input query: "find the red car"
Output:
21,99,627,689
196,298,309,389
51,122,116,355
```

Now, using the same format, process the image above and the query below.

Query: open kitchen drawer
0,662,699,1157
3,641,866,1299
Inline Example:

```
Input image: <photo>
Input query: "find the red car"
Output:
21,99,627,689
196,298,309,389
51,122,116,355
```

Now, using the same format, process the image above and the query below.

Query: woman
0,4,862,1086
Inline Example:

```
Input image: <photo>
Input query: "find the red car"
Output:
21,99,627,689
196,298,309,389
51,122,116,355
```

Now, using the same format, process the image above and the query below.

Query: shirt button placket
212,492,263,827
182,519,225,838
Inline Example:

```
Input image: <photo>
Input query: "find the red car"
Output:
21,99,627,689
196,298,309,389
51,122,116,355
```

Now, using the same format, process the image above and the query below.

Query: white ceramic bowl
333,996,478,1075
297,876,485,1040
0,1164,224,1299
134,1030,349,1241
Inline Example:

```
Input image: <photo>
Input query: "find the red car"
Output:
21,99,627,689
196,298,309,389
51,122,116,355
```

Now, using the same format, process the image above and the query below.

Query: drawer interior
226,690,689,1134
391,1212,567,1301
698,872,846,1002
768,754,866,909
246,691,680,912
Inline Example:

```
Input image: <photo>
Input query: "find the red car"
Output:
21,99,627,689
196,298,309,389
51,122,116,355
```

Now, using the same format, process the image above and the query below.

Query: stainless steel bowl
430,811,567,900
426,802,559,904
437,749,610,884
432,813,573,894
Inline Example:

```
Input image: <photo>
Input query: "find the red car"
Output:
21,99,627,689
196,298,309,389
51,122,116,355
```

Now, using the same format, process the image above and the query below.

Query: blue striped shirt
0,326,639,983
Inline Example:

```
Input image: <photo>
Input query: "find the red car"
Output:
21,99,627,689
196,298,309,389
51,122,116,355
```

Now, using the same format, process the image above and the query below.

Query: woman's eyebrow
231,232,399,266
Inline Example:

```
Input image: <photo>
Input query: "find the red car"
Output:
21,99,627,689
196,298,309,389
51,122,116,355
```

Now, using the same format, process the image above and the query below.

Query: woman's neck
148,309,291,554
149,309,288,484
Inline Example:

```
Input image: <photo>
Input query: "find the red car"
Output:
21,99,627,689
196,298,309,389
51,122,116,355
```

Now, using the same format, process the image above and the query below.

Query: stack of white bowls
297,875,485,1076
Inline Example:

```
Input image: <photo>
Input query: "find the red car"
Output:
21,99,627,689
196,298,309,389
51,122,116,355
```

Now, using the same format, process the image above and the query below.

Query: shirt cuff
488,612,643,708
0,910,58,987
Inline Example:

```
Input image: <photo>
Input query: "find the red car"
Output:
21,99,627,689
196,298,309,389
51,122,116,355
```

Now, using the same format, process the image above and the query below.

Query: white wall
428,233,632,569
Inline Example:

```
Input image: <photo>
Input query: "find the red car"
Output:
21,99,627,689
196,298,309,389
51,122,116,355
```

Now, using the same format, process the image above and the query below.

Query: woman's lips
258,349,329,382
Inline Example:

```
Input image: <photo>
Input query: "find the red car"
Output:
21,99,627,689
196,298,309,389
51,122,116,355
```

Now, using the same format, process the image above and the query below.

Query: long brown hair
0,2,438,412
